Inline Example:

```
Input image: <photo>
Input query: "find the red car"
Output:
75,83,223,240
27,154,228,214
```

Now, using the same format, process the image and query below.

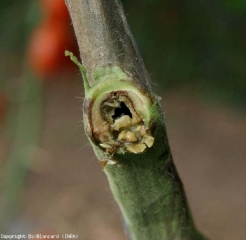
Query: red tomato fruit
28,21,77,78
40,0,70,21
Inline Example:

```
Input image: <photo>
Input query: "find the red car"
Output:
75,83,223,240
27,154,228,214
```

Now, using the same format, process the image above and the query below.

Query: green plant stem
0,68,43,231
65,0,209,239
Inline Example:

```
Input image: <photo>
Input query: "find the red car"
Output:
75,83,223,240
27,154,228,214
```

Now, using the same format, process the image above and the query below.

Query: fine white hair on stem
78,141,91,152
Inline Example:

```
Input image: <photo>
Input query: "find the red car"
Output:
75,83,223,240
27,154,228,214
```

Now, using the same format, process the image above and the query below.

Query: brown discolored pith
89,91,154,157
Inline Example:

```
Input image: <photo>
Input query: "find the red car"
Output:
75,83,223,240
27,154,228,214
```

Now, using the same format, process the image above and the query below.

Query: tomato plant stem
65,0,209,239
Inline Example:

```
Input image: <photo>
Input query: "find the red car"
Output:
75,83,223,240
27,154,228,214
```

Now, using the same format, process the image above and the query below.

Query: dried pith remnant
90,91,154,158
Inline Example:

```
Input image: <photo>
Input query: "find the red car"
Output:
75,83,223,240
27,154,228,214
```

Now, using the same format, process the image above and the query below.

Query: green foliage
226,0,246,11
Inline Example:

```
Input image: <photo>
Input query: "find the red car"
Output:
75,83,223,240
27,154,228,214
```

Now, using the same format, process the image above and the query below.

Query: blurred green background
123,0,246,108
1,0,246,106
0,1,246,240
